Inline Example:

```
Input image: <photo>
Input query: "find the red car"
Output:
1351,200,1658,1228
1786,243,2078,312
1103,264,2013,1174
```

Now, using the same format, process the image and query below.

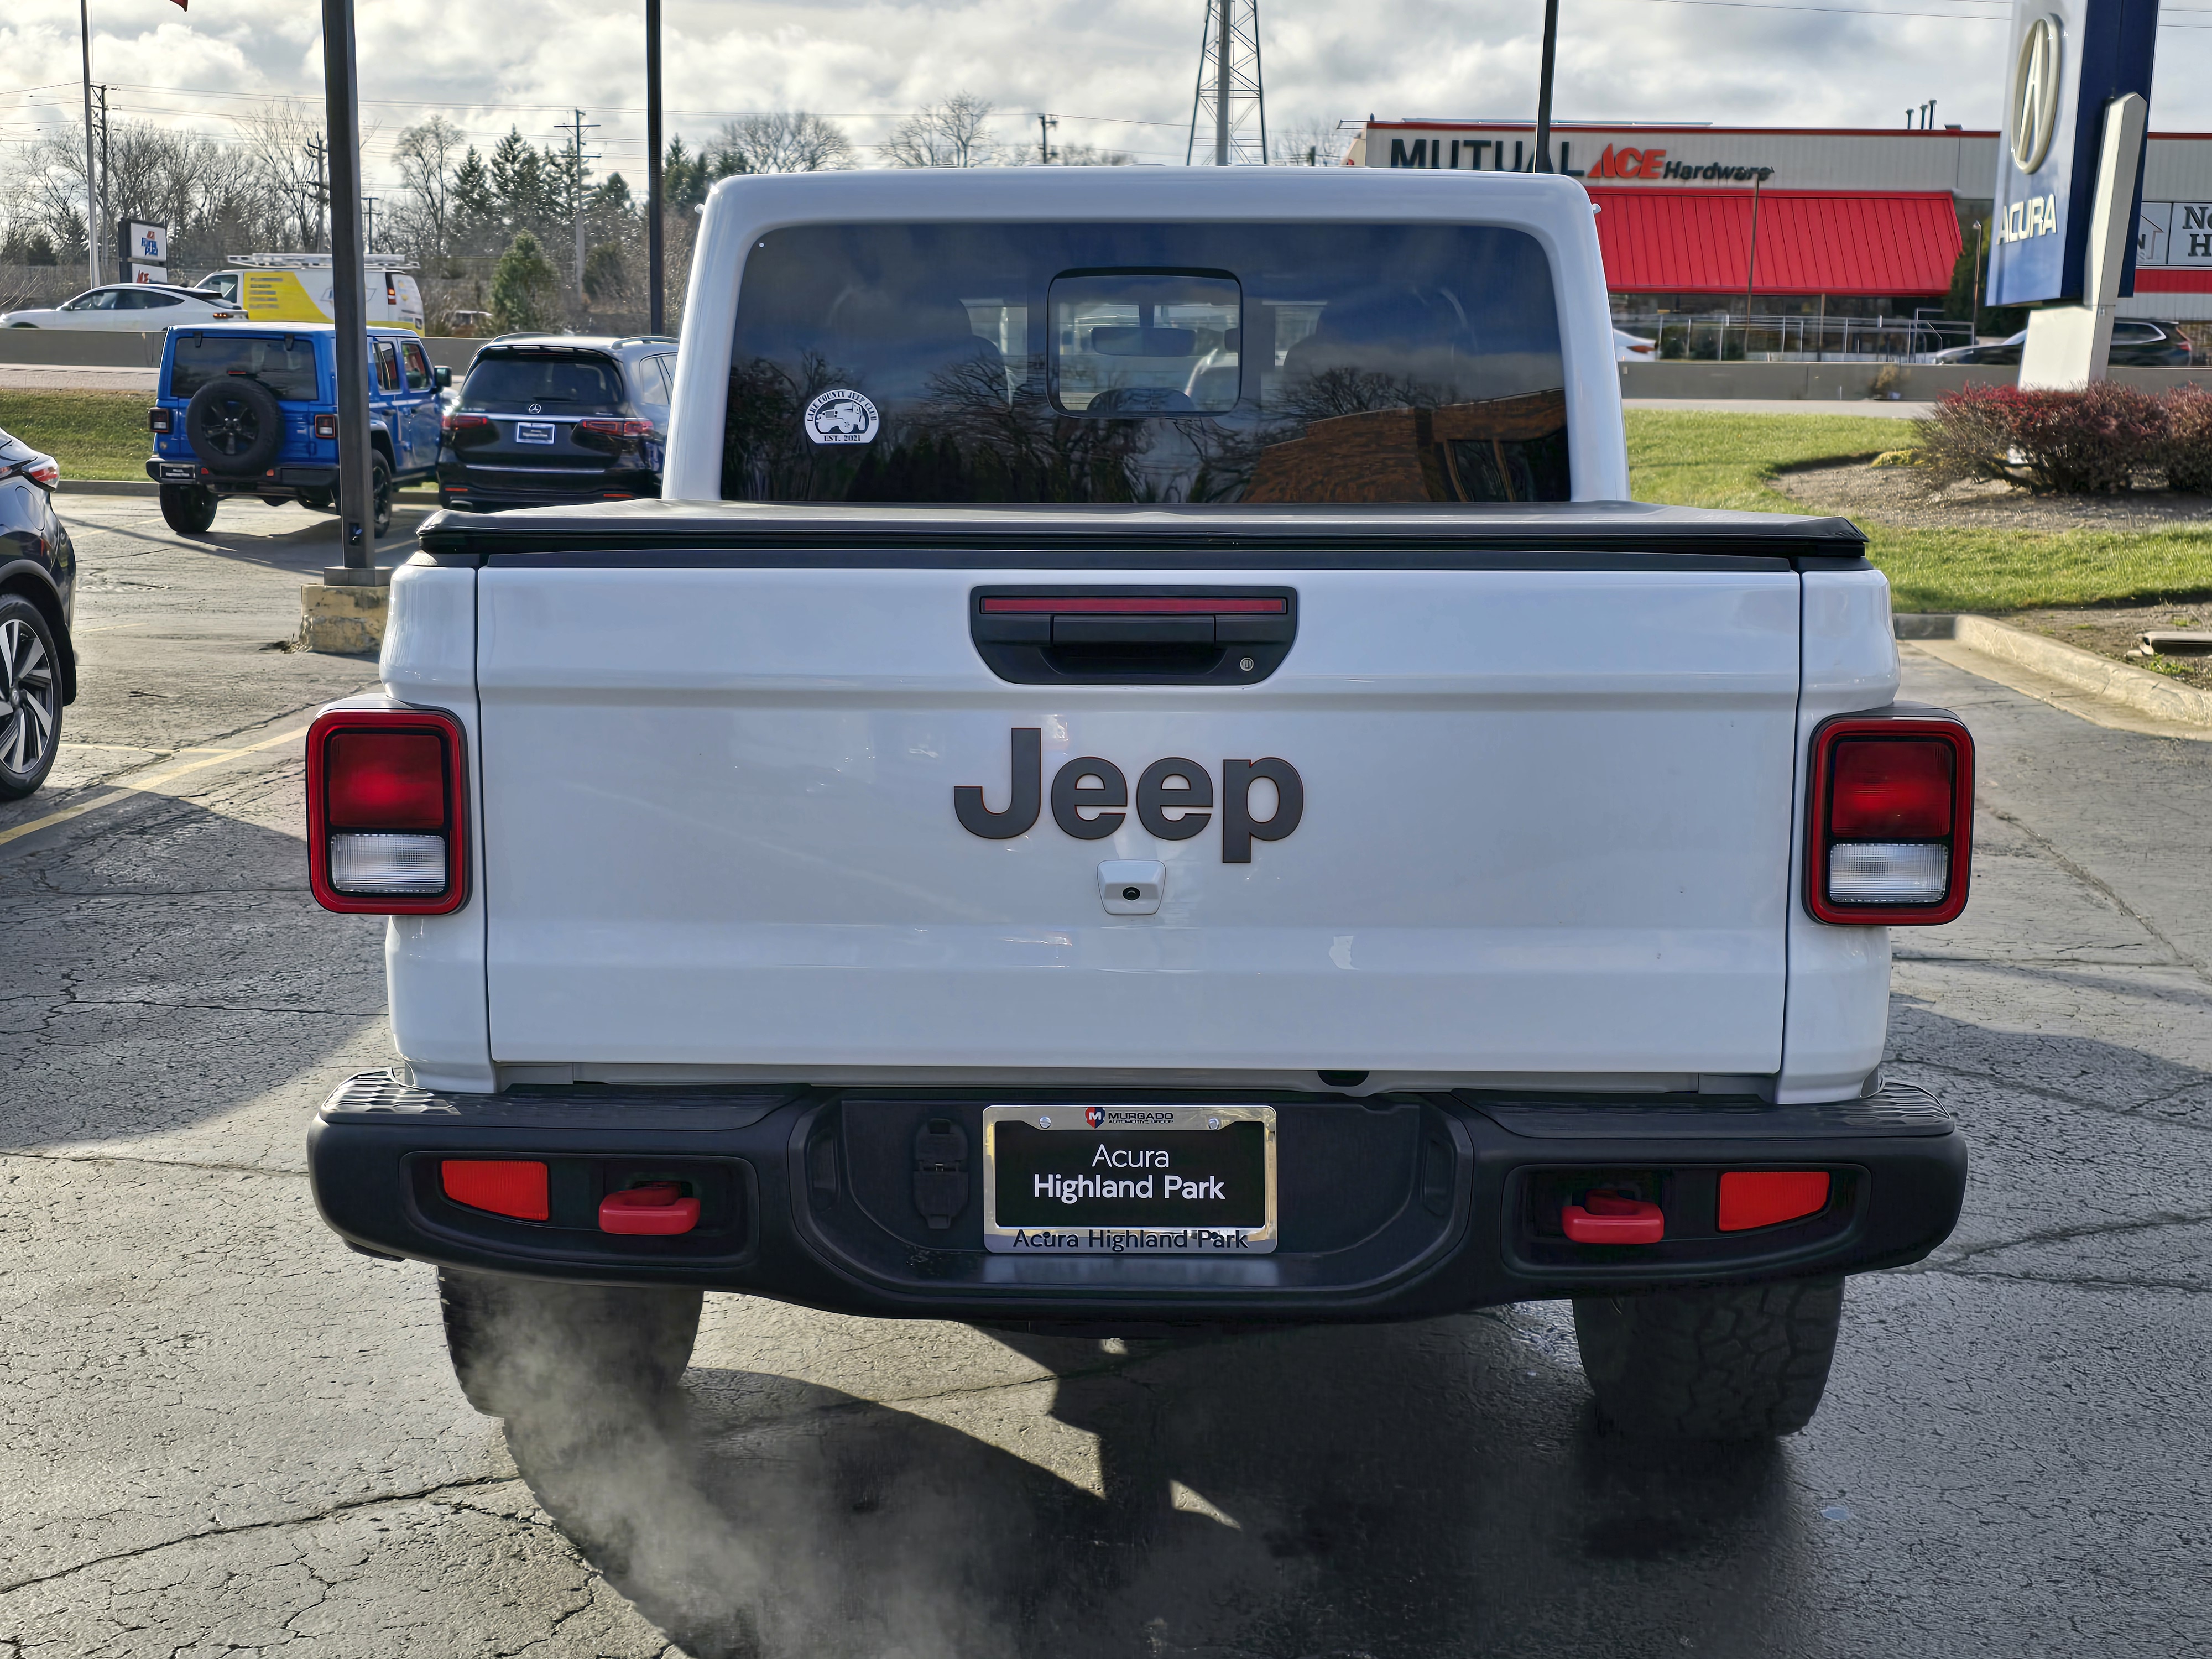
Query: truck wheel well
0,571,76,703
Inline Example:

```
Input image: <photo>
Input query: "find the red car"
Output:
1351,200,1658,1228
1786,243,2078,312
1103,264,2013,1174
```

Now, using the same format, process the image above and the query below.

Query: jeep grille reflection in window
722,223,1568,505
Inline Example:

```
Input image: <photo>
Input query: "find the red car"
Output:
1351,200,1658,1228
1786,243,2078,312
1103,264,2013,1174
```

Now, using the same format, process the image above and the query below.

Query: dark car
0,425,77,800
436,335,675,511
1932,318,2193,367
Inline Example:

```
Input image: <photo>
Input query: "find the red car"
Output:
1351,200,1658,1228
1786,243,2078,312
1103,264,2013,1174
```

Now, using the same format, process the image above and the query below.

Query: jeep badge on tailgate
954,727,1303,861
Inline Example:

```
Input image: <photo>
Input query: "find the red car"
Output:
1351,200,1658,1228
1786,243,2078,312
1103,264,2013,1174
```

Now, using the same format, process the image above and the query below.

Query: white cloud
4,0,2208,196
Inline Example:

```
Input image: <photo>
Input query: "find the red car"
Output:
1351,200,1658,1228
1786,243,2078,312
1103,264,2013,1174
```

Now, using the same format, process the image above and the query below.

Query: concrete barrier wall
1619,361,2212,400
0,331,491,373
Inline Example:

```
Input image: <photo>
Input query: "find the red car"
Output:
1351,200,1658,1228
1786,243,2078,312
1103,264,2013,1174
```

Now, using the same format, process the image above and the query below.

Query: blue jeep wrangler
146,323,448,537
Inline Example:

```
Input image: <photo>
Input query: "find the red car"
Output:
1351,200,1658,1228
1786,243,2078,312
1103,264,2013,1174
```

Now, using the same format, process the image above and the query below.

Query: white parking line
0,726,308,851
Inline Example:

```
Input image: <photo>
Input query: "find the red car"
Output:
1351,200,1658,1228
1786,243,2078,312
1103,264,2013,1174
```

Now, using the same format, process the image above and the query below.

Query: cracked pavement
2,502,2206,1655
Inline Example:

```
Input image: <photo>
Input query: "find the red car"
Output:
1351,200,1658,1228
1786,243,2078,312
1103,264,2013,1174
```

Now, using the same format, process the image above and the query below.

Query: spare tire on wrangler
185,376,284,476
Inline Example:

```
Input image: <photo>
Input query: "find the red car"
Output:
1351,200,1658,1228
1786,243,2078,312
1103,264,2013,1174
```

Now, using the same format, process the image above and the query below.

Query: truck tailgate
476,561,1800,1078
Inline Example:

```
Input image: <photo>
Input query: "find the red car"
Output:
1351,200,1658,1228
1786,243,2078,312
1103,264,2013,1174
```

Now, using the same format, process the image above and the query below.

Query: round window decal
804,388,880,445
2010,15,2062,175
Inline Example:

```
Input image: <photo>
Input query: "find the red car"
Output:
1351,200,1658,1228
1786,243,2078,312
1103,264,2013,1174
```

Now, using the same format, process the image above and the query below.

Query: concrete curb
1896,612,2212,727
58,480,441,501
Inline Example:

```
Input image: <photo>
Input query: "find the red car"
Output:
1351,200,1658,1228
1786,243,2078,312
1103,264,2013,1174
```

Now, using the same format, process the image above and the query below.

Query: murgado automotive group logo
2011,14,2063,174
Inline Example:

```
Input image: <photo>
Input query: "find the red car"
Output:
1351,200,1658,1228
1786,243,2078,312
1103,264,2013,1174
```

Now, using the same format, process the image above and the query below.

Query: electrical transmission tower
1185,0,1266,165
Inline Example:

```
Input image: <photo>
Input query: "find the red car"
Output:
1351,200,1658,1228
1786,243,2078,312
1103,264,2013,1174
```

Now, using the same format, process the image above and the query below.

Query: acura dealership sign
1987,0,2158,306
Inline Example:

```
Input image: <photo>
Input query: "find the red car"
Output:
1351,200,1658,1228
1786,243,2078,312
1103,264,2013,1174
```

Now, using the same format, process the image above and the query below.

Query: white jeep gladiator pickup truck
306,168,1971,1440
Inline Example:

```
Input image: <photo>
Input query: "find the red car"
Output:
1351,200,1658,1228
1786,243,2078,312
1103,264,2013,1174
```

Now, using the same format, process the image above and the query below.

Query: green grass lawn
1626,408,2212,613
7,393,2208,611
0,389,150,481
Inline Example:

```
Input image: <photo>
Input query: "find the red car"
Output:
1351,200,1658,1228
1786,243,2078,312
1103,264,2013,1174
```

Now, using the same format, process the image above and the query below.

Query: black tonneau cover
416,498,1867,570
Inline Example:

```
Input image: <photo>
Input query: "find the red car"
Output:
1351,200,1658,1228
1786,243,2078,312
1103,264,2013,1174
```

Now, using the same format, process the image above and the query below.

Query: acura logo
2010,15,2062,174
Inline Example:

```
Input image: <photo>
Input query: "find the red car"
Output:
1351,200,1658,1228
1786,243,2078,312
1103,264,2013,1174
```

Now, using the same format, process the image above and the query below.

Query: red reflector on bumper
599,1182,700,1235
1718,1170,1831,1231
441,1160,549,1220
1562,1190,1665,1244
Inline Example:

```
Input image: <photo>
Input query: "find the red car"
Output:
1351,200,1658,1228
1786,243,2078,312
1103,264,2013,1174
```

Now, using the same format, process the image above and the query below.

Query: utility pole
305,137,329,251
1037,113,1057,165
321,0,378,580
646,0,664,334
563,108,601,298
361,196,377,255
78,0,97,289
1534,0,1561,171
1214,0,1232,164
1744,171,1764,330
96,85,111,276
1971,219,1985,339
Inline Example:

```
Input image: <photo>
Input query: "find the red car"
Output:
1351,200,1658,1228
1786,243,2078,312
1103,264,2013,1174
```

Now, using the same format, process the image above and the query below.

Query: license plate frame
159,463,196,481
982,1104,1277,1255
514,421,556,444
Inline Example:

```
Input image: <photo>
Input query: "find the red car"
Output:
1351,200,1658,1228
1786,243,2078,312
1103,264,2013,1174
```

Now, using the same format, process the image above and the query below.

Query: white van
194,255,425,334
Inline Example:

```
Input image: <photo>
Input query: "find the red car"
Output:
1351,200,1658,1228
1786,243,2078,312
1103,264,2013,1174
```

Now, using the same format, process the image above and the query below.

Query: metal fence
1630,313,1975,364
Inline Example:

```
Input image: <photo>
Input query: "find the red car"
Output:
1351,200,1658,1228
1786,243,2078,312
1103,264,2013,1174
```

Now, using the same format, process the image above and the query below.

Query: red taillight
306,706,468,915
326,732,445,828
442,1160,549,1221
149,406,173,434
1718,1171,1831,1232
1807,713,1973,926
442,412,492,435
575,417,653,439
313,413,338,439
1830,739,1954,837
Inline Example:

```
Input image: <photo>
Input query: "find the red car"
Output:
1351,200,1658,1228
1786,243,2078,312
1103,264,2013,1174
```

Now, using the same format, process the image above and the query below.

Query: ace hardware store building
1348,119,2212,347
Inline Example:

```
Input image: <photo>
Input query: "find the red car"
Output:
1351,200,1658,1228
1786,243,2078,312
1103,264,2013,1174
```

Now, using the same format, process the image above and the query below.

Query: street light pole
79,0,99,288
646,0,665,335
1533,0,1560,171
321,0,378,583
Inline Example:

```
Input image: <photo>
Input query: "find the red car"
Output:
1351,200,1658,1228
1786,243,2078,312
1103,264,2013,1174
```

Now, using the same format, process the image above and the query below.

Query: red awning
1587,189,1963,297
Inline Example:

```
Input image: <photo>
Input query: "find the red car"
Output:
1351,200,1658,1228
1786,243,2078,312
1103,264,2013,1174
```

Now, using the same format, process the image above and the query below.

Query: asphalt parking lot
3,492,2209,1657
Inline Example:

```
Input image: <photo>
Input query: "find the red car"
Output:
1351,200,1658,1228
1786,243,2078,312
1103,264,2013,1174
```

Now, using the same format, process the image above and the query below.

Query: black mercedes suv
436,334,676,512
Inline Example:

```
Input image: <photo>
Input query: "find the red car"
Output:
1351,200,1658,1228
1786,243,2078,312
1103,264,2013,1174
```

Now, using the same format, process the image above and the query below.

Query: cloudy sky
5,0,2212,191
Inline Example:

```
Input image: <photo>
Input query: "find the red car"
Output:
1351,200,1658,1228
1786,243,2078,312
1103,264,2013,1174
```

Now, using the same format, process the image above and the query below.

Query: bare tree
717,111,855,173
883,92,998,169
1270,118,1348,167
241,101,333,249
1014,139,1134,166
393,115,466,261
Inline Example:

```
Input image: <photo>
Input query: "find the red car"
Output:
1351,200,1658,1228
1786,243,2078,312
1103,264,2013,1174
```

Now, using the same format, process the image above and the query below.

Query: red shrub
1920,383,2167,493
2162,384,2212,494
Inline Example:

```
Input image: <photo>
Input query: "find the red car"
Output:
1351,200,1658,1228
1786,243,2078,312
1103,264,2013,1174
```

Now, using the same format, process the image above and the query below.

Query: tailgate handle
972,589,1297,686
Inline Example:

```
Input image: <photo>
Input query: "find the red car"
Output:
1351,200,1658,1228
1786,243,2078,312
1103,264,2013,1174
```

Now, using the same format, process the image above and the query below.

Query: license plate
983,1104,1277,1254
514,421,556,444
160,463,196,481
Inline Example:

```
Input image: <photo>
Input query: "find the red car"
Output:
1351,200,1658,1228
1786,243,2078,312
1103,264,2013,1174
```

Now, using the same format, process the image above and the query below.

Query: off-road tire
1573,1276,1845,1440
437,1269,703,1419
184,376,284,476
158,483,218,535
0,596,63,799
338,453,394,540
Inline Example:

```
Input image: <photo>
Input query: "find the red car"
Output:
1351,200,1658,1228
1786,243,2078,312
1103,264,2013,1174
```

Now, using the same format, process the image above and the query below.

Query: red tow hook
598,1182,700,1236
1562,1189,1665,1245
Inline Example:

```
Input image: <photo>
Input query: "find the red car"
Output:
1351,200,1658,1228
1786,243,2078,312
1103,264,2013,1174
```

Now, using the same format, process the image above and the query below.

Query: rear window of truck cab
723,222,1568,505
169,333,321,403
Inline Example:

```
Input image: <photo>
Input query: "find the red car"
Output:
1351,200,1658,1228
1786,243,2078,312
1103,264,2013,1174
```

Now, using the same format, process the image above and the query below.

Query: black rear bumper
308,1075,1965,1322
